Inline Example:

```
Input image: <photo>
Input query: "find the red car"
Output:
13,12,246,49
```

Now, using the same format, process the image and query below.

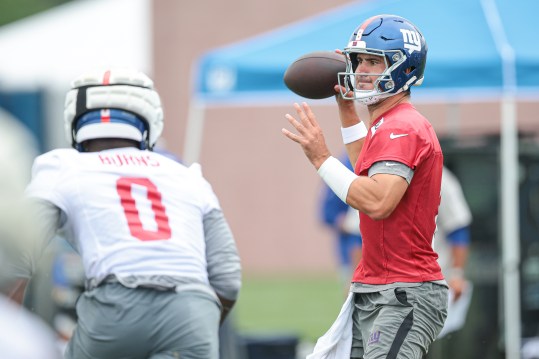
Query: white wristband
341,122,367,144
317,156,358,203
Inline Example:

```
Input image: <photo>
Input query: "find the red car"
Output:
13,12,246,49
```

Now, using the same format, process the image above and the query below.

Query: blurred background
1,0,539,358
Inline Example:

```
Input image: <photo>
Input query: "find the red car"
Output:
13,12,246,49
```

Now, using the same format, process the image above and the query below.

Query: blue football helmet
338,14,428,105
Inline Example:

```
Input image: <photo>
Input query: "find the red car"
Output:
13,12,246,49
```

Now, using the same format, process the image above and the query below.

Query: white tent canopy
0,0,151,148
0,0,151,91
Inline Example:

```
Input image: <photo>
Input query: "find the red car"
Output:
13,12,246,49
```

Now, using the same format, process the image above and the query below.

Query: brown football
283,51,346,99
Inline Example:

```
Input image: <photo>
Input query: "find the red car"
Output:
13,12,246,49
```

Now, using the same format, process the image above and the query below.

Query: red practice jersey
353,103,444,284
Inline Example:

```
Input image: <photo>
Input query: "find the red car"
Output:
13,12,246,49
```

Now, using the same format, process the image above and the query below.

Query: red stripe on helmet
356,15,381,40
102,70,111,85
101,109,110,123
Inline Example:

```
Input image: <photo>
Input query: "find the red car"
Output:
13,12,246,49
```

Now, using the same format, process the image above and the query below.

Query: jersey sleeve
362,122,432,171
25,150,71,212
204,209,241,301
188,162,221,214
6,200,63,279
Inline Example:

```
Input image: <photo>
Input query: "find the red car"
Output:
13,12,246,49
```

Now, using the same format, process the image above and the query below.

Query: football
283,51,346,99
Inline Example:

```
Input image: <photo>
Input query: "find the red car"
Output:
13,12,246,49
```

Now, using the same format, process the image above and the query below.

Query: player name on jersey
98,153,161,167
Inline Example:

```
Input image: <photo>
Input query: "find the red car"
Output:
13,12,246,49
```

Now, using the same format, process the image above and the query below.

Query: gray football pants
65,283,221,359
351,282,448,359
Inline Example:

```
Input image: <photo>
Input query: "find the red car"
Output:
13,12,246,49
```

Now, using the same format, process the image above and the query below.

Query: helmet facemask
338,48,407,105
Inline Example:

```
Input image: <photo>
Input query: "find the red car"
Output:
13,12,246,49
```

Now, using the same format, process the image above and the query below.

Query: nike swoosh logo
389,133,409,139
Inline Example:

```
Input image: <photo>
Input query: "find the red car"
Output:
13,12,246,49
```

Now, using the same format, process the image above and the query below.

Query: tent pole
183,99,205,165
481,0,520,357
500,95,521,359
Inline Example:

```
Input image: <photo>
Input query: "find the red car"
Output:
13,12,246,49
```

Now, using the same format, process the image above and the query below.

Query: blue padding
76,109,147,133
446,227,470,246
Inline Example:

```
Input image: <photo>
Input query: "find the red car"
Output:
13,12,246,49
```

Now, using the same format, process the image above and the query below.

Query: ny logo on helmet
400,29,421,54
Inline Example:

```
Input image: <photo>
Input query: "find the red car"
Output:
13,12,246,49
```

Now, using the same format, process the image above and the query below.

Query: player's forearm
317,159,407,219
204,209,242,302
336,92,361,128
450,245,469,275
345,173,407,220
337,97,366,168
447,246,469,300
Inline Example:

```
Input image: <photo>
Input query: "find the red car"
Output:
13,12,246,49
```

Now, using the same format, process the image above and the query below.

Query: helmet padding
64,68,163,150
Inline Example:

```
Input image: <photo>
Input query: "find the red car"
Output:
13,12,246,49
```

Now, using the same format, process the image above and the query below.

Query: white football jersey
26,148,221,285
433,167,472,273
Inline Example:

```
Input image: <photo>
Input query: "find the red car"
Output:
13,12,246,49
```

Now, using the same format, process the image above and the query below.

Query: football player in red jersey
283,15,448,359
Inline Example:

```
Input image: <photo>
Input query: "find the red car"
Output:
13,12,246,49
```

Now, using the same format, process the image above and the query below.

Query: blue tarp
195,0,539,102
0,91,44,151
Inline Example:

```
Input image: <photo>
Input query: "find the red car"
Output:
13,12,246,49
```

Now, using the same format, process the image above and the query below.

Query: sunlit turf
233,274,345,342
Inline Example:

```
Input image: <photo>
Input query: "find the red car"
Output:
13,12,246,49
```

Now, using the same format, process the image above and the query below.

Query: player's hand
217,295,236,325
335,83,356,103
282,102,331,169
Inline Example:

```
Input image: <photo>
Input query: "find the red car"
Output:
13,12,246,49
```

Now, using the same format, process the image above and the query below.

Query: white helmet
64,68,164,150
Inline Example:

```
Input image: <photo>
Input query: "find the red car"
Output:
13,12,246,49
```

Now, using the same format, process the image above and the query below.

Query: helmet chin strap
353,87,403,106
356,95,382,106
339,67,403,105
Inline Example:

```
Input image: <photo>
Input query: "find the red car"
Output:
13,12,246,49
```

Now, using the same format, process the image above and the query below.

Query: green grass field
234,274,345,342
